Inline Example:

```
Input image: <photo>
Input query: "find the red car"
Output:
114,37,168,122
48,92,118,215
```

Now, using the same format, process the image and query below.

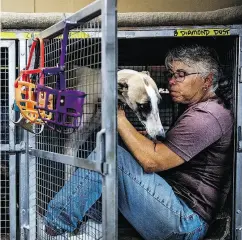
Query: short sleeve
164,109,223,161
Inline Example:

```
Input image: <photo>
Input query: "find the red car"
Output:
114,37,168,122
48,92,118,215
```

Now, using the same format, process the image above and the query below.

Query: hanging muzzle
14,38,53,134
35,22,86,134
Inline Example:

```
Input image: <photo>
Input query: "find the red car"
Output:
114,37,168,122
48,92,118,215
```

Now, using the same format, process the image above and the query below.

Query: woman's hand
117,107,127,132
117,108,126,119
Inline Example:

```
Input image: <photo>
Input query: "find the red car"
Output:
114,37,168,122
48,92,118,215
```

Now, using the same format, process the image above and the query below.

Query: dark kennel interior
117,35,237,240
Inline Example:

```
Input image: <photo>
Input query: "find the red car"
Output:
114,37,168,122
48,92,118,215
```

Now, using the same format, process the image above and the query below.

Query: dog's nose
156,135,165,142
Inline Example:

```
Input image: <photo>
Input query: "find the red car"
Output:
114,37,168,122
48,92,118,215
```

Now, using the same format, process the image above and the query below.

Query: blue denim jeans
45,145,208,240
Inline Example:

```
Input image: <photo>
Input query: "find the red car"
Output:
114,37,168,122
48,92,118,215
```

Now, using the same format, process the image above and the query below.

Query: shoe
70,219,102,240
37,214,68,240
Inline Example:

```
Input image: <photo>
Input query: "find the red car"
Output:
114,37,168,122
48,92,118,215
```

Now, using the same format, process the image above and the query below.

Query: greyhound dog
63,67,165,159
36,67,165,240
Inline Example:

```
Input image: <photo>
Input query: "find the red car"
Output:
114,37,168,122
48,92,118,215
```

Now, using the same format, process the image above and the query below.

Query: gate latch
96,129,110,175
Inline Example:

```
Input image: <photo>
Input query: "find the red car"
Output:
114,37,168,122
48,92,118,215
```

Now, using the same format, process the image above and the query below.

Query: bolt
237,209,241,214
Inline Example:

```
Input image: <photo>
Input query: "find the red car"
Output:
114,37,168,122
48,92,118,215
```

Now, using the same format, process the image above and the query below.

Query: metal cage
1,15,241,240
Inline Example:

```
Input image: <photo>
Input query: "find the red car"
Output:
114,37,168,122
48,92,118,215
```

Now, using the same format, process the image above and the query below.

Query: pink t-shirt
163,97,233,223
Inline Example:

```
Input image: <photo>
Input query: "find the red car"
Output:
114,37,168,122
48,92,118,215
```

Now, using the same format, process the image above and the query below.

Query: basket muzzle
36,84,86,131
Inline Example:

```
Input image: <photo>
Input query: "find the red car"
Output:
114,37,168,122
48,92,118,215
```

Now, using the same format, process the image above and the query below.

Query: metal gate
18,0,117,239
0,41,17,240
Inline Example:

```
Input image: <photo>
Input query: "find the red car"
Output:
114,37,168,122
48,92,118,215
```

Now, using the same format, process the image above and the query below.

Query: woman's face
167,61,208,105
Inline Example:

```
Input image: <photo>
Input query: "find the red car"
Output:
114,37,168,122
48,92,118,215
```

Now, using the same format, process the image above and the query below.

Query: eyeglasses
166,71,201,82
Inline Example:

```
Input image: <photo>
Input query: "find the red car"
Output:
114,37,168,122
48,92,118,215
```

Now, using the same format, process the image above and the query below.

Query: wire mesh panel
31,26,103,240
1,48,10,146
0,46,11,240
0,41,17,240
36,31,102,157
26,1,117,239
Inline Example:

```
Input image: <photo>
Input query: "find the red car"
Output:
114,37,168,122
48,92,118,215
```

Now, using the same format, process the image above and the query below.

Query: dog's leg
63,106,101,181
64,66,101,181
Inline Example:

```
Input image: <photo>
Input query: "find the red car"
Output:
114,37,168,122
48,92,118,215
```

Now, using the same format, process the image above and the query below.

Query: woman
45,45,233,240
117,44,233,239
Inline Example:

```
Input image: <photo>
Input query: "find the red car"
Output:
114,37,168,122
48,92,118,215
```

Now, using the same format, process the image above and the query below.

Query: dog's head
118,69,165,140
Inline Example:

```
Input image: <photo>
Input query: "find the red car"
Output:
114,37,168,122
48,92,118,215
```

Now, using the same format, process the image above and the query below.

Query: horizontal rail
29,149,103,173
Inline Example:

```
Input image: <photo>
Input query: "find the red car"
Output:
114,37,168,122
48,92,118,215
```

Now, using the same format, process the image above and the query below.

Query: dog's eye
137,102,151,113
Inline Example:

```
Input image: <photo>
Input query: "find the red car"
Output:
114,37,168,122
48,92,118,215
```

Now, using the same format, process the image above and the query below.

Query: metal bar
101,0,118,239
19,135,30,240
235,35,242,240
25,35,36,240
39,0,101,39
62,26,241,39
7,40,17,240
0,24,242,40
18,39,30,240
28,152,36,240
116,29,240,39
29,149,103,173
232,37,240,240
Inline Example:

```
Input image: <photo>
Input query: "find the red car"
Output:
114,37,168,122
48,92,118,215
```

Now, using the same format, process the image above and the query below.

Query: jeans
45,145,208,240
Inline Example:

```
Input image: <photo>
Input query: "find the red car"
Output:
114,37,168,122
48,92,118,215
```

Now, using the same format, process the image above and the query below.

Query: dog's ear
118,78,129,93
141,71,150,76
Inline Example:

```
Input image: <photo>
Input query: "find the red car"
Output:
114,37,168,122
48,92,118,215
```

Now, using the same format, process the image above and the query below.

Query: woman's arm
117,110,184,172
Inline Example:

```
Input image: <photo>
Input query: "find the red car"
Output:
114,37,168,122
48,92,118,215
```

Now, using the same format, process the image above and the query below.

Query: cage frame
1,18,242,240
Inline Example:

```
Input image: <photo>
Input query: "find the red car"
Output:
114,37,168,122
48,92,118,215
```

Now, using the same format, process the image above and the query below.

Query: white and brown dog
64,67,165,158
37,68,165,240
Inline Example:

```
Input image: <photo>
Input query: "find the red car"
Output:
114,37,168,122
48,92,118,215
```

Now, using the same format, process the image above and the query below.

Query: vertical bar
8,40,17,240
101,0,118,239
19,40,30,240
232,37,239,240
235,36,242,240
29,152,36,240
20,137,30,240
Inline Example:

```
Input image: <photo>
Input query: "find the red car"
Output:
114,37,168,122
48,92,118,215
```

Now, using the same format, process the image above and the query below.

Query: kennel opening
117,34,237,240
